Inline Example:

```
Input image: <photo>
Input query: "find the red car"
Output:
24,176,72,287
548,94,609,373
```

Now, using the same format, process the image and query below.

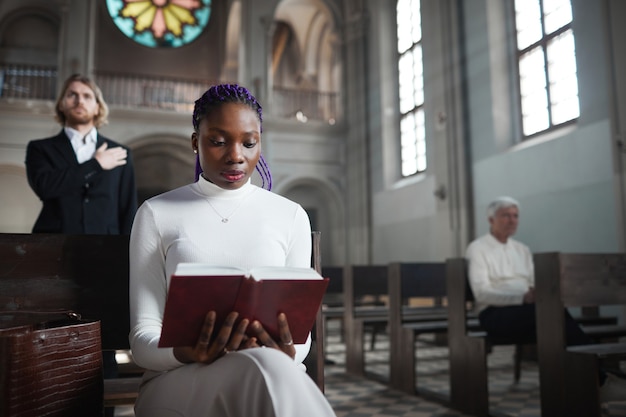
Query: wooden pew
321,265,366,367
0,232,326,414
388,261,468,394
0,233,140,413
534,252,626,417
320,266,344,344
346,262,464,383
448,255,626,417
307,231,326,392
321,266,343,309
446,258,525,417
343,264,389,375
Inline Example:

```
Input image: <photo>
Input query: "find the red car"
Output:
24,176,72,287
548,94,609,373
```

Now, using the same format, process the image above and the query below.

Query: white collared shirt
65,126,97,164
465,233,534,312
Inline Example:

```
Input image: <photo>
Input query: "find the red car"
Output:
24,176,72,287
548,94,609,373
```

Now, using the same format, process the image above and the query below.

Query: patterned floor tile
324,321,626,417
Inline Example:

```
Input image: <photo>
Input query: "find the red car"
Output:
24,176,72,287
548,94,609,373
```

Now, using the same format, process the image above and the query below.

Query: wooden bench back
350,265,388,298
0,233,130,350
388,262,447,302
0,232,325,393
342,264,388,325
320,266,343,307
534,252,626,358
388,261,447,347
535,252,626,308
534,252,626,416
446,257,491,415
342,264,387,374
387,261,447,391
445,258,471,336
308,231,325,392
321,266,343,294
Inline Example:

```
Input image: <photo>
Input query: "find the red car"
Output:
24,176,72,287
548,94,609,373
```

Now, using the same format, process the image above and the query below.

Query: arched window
0,10,59,100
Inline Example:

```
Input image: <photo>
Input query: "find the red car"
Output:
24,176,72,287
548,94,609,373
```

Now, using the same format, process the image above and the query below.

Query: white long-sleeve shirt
129,178,312,372
465,233,534,313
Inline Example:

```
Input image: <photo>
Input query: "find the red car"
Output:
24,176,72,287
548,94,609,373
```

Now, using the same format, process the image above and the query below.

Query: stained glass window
106,0,211,48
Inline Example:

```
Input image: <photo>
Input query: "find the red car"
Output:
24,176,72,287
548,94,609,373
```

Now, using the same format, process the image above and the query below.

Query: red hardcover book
158,265,330,347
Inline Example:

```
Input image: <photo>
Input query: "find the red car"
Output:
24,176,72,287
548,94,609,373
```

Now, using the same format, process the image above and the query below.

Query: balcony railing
0,65,341,123
95,71,218,113
0,64,57,100
272,87,339,125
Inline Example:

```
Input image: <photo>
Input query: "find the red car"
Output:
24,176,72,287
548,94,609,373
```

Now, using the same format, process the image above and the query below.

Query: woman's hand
173,311,258,364
249,312,296,359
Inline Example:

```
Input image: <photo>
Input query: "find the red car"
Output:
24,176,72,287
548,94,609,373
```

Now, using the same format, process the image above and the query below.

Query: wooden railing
0,65,341,123
0,64,57,100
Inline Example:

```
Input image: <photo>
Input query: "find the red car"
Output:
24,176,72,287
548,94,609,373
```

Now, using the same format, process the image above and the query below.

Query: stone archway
277,178,345,266
129,135,195,205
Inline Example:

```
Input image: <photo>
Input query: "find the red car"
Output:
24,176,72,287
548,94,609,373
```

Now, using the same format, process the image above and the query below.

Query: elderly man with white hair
465,196,626,403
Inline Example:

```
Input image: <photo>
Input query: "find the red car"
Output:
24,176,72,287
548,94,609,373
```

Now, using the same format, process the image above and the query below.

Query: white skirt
134,348,336,417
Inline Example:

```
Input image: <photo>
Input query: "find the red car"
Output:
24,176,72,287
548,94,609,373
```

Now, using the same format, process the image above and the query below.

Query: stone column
237,0,278,104
342,0,371,264
56,0,97,85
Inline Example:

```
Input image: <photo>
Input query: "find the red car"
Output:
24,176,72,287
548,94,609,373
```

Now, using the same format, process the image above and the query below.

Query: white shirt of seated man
466,197,535,313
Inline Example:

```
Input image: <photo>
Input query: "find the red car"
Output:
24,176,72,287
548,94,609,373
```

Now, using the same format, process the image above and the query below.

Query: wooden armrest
402,320,449,333
567,342,626,359
581,325,626,339
103,377,142,407
467,330,488,338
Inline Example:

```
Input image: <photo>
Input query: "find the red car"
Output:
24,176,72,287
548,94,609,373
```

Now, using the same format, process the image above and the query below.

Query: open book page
174,264,246,276
247,266,322,281
174,263,322,281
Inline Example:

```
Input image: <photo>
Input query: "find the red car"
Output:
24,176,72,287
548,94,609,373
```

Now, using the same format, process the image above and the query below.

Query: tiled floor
323,321,626,417
113,320,626,416
324,327,539,417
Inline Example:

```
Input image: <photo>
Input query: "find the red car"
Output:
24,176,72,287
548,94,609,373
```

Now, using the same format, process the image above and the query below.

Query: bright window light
397,0,426,176
514,0,578,137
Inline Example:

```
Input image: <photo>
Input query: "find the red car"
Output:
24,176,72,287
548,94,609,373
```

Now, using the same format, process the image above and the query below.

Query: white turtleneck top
129,178,312,372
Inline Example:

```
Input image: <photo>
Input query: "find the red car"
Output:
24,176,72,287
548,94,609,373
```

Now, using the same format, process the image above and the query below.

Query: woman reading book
128,84,336,417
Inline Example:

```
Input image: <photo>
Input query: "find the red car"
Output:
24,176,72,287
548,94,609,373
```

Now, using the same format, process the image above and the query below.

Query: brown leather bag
0,315,103,417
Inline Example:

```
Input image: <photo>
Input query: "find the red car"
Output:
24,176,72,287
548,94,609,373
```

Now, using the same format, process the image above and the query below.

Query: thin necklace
204,189,255,223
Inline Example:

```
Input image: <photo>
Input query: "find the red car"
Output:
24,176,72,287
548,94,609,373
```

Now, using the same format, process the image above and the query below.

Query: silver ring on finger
283,340,294,346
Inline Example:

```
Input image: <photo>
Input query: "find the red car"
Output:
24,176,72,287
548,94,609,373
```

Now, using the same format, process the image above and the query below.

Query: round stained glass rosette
106,0,211,48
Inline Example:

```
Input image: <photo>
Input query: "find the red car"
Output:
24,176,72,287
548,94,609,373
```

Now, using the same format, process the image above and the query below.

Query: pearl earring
193,149,198,154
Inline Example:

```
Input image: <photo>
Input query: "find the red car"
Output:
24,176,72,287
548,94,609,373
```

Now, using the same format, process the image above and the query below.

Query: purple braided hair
193,84,272,190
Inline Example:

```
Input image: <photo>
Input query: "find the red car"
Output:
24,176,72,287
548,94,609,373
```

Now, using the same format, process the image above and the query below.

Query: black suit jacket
25,130,138,234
